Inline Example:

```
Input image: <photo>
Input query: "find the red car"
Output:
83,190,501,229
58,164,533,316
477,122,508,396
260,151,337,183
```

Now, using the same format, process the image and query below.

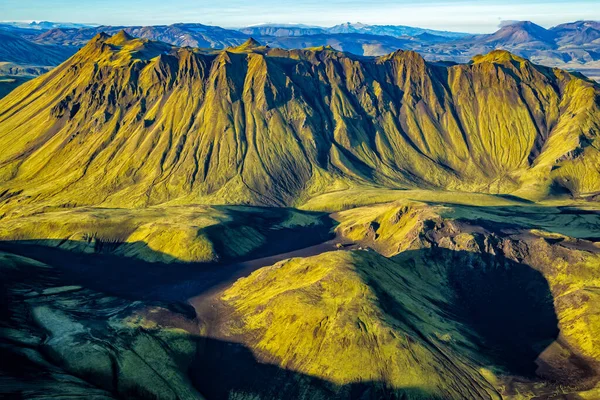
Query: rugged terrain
2,191,600,399
2,32,600,399
1,31,600,214
1,20,599,99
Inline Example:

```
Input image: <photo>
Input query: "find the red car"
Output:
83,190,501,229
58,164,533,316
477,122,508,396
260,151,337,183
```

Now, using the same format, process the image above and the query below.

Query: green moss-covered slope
1,33,599,212
222,250,502,399
0,205,329,263
217,200,600,399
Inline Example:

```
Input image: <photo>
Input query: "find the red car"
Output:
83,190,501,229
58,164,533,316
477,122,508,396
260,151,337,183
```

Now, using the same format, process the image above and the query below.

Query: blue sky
2,0,599,32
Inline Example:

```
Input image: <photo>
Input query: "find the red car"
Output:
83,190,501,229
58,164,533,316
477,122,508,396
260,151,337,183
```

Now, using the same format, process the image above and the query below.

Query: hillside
0,31,76,66
1,28,600,400
0,31,77,98
4,193,600,399
0,33,599,215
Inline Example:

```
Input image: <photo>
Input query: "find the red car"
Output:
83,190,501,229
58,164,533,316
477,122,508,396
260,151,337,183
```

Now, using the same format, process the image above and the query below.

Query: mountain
240,24,326,37
27,24,447,57
240,22,471,39
3,20,599,93
327,22,470,38
0,32,77,98
28,23,249,48
259,33,414,56
0,32,599,214
474,21,557,49
551,20,600,46
416,20,600,81
0,23,41,37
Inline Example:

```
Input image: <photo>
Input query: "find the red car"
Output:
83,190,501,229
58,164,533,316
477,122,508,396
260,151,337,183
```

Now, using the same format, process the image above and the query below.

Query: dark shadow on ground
0,249,440,400
207,206,337,261
419,201,600,241
0,227,566,398
192,337,438,400
0,210,335,304
390,248,560,377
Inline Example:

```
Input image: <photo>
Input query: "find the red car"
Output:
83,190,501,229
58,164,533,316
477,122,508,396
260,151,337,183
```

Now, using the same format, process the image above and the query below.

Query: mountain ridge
0,32,599,214
1,19,599,101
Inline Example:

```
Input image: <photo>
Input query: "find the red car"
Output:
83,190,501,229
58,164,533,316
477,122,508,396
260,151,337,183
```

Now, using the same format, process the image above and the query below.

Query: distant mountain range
22,23,249,48
240,22,470,38
0,20,599,97
418,21,600,81
0,21,94,30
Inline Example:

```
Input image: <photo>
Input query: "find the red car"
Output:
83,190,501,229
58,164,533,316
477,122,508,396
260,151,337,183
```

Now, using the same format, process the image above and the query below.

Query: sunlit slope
0,205,329,263
1,32,600,210
220,200,600,398
223,250,502,399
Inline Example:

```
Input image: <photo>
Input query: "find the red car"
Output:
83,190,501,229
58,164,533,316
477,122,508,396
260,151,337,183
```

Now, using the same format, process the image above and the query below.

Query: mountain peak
244,37,261,47
471,49,527,64
491,20,556,44
340,22,369,28
91,31,111,42
231,37,262,51
107,29,135,45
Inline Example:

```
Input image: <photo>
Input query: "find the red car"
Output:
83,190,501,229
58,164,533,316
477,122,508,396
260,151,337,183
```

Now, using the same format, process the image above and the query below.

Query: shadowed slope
0,205,333,263
0,239,557,399
2,197,600,398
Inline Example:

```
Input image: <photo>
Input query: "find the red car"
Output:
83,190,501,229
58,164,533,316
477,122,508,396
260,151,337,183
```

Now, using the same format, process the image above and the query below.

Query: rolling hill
3,193,600,399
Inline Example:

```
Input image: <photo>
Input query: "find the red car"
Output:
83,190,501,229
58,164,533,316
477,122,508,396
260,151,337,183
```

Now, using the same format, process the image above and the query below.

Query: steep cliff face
1,32,599,211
